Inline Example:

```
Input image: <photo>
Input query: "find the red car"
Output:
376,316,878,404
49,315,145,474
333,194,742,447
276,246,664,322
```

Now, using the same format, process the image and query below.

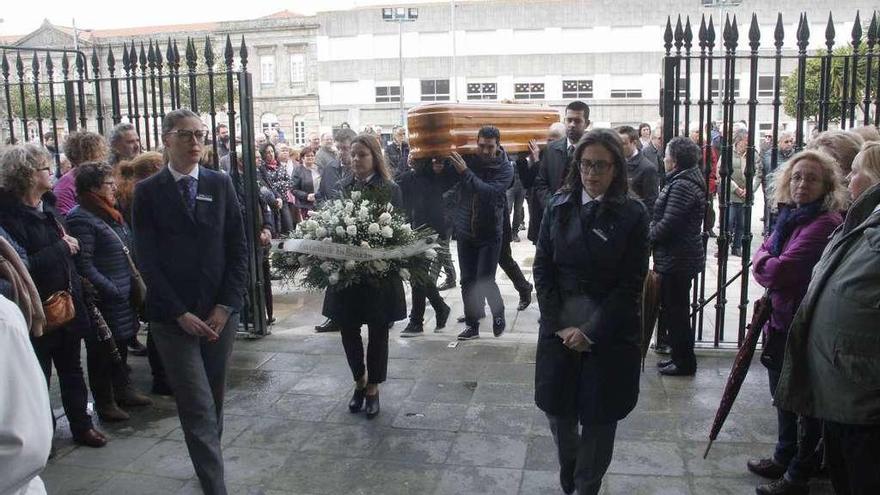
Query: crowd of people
0,103,878,495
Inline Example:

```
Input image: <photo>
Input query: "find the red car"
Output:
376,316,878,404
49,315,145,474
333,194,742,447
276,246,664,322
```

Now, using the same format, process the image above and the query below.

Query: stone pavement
40,216,834,494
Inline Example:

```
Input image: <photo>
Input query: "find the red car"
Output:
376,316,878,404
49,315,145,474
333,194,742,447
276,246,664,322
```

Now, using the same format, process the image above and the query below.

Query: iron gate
660,10,880,347
0,36,268,336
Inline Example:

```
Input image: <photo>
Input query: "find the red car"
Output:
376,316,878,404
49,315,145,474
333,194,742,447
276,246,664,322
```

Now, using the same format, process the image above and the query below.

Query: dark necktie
567,144,575,160
178,176,197,214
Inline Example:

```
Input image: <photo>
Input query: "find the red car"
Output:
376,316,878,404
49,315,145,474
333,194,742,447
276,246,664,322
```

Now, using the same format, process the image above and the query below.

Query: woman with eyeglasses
67,162,153,423
747,149,846,495
650,136,707,377
533,129,649,495
0,144,107,447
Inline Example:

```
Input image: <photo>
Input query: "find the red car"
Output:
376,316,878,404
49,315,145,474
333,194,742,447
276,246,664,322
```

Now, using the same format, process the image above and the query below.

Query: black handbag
760,329,788,372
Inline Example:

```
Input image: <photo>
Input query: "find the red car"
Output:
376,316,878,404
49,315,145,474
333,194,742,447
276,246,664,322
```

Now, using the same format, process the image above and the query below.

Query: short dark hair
565,100,590,120
334,128,357,145
259,142,277,162
615,125,638,144
75,161,114,195
477,125,501,145
666,136,701,170
562,129,628,200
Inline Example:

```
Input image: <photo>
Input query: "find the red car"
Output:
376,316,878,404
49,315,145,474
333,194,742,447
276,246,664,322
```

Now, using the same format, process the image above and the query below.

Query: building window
375,85,400,103
421,79,450,101
290,54,305,84
710,79,740,98
466,82,497,100
514,82,545,100
260,113,279,133
293,117,307,145
562,79,593,99
260,55,275,85
757,75,788,98
610,89,643,98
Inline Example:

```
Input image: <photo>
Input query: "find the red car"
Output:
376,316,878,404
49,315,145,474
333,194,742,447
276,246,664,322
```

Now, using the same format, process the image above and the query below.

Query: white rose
322,237,332,243
350,191,361,201
399,268,410,281
424,248,437,260
344,260,356,271
315,226,327,238
335,226,346,237
304,233,313,240
381,225,394,238
386,203,394,212
368,223,380,235
346,225,357,236
401,223,412,234
378,212,392,225
344,216,356,226
360,241,371,248
328,272,340,285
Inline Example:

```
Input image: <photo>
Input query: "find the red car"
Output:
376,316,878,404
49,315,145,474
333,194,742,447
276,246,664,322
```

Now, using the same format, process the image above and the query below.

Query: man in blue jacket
447,126,514,340
133,108,248,495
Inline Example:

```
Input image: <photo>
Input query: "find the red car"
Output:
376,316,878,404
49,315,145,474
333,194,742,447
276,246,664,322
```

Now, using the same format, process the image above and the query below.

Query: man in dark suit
521,100,590,243
617,125,660,219
132,109,248,495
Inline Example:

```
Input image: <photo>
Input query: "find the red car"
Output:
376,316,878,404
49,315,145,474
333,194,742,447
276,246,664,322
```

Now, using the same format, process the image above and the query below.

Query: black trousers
547,414,618,495
498,240,531,295
147,326,169,388
31,326,93,434
457,237,503,327
262,254,273,320
507,186,525,232
824,421,880,495
660,271,696,372
341,322,389,384
410,261,446,324
437,237,456,283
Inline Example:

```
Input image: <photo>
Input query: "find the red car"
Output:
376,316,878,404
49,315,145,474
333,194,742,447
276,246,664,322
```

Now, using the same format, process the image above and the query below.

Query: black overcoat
533,190,649,424
321,174,407,327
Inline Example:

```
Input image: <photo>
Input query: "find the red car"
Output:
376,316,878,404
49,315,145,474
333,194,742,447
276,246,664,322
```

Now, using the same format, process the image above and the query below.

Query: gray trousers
546,414,618,495
151,315,236,495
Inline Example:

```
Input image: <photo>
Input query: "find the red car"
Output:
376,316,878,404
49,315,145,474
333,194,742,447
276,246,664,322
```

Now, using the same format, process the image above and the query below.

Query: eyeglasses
578,159,613,175
790,173,821,185
166,128,208,141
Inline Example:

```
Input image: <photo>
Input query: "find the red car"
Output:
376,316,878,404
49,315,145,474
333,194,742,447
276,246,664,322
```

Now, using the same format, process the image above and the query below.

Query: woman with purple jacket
747,149,848,495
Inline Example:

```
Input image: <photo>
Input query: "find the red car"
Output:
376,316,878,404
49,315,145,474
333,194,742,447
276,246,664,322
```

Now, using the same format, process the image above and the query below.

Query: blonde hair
850,125,880,143
853,142,880,186
774,149,848,212
806,130,864,175
0,143,52,199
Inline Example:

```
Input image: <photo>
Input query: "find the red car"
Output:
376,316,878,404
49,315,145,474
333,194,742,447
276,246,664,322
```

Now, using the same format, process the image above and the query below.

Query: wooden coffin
407,103,560,160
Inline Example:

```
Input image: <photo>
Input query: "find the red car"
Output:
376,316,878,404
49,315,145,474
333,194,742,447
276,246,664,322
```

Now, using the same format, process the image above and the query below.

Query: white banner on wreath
272,236,437,261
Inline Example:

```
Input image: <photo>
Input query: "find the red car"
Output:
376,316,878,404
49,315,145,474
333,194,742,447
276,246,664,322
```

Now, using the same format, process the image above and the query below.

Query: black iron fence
0,36,268,336
661,10,879,347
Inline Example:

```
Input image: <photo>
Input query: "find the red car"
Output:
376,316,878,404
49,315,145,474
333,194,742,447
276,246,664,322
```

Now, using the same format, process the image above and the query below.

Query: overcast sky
0,0,450,36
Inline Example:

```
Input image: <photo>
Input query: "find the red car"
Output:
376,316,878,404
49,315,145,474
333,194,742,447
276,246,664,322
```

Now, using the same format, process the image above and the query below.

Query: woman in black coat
0,144,107,448
290,146,320,216
533,129,649,495
650,137,707,376
322,134,405,420
67,162,153,421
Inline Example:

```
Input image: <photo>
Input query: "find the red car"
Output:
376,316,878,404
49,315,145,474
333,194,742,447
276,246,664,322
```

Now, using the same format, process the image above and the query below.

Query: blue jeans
768,369,821,484
457,237,503,328
727,202,745,251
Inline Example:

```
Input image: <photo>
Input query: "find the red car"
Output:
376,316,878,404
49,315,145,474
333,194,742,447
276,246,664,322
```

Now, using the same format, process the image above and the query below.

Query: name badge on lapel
196,193,213,203
591,228,608,242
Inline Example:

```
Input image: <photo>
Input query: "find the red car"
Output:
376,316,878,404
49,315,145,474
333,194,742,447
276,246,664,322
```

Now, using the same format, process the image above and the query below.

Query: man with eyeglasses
132,108,247,495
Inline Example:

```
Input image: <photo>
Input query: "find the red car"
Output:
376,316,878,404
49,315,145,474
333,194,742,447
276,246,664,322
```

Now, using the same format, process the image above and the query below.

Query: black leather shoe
400,321,424,338
657,359,674,368
457,326,480,341
435,303,451,330
365,392,380,419
315,318,340,333
517,284,533,311
349,387,366,413
492,316,506,337
73,428,108,448
658,363,696,376
653,344,672,355
747,458,787,480
755,478,808,495
560,461,575,494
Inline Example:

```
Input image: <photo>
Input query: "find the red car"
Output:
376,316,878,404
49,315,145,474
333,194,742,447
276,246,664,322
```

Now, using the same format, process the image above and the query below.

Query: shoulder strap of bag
49,214,73,292
104,222,141,277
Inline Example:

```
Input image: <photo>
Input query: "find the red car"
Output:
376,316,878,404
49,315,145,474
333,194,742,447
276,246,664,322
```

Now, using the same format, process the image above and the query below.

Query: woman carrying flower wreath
321,133,405,419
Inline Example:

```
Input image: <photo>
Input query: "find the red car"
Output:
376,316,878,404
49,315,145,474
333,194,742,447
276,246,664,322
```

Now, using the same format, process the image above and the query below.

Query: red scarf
79,191,124,225
264,159,278,170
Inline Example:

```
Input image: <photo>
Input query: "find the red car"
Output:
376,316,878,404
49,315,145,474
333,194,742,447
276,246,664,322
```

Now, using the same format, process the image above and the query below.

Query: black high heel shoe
365,392,380,419
349,387,366,413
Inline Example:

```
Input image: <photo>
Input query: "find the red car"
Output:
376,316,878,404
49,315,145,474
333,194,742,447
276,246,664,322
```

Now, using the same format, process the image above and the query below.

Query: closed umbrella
640,270,662,370
703,294,771,458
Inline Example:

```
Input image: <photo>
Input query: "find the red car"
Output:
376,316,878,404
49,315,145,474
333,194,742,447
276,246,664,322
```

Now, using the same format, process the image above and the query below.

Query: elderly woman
807,129,864,178
651,137,707,376
0,144,107,448
323,134,404,420
259,142,294,235
773,142,880,495
67,162,153,422
53,131,109,215
290,146,320,217
533,129,649,495
747,149,847,495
